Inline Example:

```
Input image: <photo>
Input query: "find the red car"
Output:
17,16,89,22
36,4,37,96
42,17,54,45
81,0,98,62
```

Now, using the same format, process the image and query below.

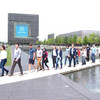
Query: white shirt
57,50,60,58
72,48,73,54
14,48,21,60
53,49,57,56
98,48,100,54
37,49,43,57
0,50,7,60
81,50,86,57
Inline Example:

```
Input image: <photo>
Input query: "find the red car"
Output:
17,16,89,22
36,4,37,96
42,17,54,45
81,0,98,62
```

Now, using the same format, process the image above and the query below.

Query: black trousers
42,61,49,69
52,56,56,68
69,55,76,67
86,54,90,62
10,59,23,75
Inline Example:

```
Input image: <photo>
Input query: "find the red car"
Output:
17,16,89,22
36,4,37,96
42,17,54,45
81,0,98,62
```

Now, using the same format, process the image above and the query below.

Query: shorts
29,59,35,64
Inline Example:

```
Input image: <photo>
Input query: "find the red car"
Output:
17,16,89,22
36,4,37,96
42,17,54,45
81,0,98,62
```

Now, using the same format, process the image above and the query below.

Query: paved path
0,46,100,85
5,46,100,74
0,74,100,100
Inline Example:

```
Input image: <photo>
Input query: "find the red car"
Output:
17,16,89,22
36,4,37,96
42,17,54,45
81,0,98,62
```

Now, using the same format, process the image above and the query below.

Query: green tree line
36,33,100,45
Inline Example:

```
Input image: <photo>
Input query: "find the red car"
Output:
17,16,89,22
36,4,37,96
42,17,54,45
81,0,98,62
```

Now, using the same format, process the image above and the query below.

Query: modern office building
57,30,100,39
48,33,54,39
8,13,39,44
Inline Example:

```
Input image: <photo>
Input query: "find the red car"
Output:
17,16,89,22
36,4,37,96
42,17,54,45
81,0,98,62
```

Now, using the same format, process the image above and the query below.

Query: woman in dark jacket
42,48,49,71
56,46,63,69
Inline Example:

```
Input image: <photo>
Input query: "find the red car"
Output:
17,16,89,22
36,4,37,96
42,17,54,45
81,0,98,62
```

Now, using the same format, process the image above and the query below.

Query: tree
55,37,63,44
43,39,47,45
36,40,43,45
36,40,39,45
97,36,100,43
47,38,55,44
76,37,82,44
63,36,68,44
73,34,77,44
83,36,88,44
68,35,73,44
88,33,98,44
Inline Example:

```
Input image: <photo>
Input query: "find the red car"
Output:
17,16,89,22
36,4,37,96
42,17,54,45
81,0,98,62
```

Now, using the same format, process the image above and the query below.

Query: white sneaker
35,69,37,72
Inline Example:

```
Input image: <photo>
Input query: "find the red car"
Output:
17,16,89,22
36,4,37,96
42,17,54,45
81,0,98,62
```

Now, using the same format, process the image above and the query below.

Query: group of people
0,43,99,77
64,44,99,67
0,44,50,77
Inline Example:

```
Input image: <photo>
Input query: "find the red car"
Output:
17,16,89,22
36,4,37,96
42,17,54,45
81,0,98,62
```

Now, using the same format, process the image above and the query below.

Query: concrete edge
57,74,100,100
61,64,100,75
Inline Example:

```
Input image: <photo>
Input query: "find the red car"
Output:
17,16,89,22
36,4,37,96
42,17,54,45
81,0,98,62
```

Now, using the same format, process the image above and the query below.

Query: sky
0,0,100,42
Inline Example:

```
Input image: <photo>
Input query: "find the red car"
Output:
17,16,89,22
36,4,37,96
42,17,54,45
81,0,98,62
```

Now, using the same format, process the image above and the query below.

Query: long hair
1,45,6,50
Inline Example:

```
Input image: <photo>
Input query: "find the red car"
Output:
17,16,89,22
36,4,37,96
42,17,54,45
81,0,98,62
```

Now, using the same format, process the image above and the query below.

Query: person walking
81,47,86,65
86,44,90,62
42,48,49,71
37,46,42,71
76,46,80,64
9,43,23,76
91,44,97,63
28,44,37,72
69,44,76,67
0,45,9,77
64,45,70,66
56,46,63,69
52,46,57,68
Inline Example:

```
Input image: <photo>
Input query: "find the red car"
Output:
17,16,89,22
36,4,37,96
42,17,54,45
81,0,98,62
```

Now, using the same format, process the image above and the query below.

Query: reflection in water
65,66,100,95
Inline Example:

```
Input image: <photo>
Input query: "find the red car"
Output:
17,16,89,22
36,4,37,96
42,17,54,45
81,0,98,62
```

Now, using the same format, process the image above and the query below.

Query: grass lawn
6,48,11,66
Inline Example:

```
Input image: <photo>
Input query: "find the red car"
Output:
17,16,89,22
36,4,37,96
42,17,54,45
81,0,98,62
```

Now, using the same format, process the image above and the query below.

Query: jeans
56,57,62,69
65,56,69,65
82,56,86,64
76,56,79,64
0,59,8,76
91,53,95,63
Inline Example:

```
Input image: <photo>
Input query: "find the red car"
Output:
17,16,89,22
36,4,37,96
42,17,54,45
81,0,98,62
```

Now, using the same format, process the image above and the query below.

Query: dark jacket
86,47,90,55
42,51,48,63
57,50,62,59
69,48,76,56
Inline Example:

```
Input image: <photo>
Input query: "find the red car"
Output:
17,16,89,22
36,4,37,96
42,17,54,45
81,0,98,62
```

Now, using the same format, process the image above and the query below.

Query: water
65,66,100,95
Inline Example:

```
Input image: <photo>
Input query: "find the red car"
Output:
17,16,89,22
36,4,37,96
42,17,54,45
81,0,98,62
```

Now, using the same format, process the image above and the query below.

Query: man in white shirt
37,46,43,70
9,43,23,76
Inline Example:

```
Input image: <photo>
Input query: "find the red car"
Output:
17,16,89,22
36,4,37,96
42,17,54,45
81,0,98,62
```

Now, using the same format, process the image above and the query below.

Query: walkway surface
0,46,100,100
0,74,100,100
